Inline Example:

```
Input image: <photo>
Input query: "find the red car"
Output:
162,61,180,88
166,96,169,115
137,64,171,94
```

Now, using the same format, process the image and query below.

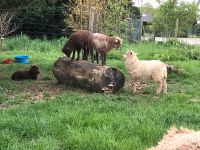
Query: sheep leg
83,45,90,61
82,48,87,60
156,81,163,95
163,80,167,94
104,54,107,65
71,51,75,61
152,73,164,94
76,50,80,60
100,53,104,65
96,52,99,64
101,53,106,66
132,81,137,93
90,48,94,63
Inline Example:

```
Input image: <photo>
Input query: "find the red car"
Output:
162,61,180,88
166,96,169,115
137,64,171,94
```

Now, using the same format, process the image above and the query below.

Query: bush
181,47,200,60
164,38,185,47
162,39,200,60
152,52,188,61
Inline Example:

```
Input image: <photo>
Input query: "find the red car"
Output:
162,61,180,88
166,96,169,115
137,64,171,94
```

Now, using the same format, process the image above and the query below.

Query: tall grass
0,35,200,150
3,35,66,52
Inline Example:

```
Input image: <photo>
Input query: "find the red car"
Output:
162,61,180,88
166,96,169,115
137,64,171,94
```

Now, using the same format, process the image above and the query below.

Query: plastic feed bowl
15,55,31,64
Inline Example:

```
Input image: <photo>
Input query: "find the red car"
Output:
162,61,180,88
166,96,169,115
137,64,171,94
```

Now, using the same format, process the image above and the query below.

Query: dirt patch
0,103,10,109
1,79,66,108
22,80,65,101
125,81,149,91
1,79,149,109
0,77,101,110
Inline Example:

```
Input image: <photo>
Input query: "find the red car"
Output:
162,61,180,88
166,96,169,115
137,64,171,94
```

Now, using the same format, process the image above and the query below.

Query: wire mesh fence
0,7,148,42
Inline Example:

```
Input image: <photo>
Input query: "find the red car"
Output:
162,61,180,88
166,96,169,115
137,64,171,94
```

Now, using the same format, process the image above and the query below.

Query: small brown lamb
11,65,40,81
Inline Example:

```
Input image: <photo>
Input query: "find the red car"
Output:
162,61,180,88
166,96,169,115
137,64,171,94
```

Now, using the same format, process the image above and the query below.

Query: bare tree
0,11,21,51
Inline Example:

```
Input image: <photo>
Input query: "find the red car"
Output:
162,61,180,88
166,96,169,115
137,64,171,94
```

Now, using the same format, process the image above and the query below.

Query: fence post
0,37,4,51
79,0,83,30
175,18,179,38
89,7,95,32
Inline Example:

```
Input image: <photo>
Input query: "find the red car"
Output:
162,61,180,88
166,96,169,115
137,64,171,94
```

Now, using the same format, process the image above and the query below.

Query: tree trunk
53,57,125,93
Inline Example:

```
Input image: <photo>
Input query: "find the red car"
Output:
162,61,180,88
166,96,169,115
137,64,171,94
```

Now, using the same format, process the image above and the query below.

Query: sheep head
113,37,122,50
30,65,40,75
62,47,72,57
123,50,138,61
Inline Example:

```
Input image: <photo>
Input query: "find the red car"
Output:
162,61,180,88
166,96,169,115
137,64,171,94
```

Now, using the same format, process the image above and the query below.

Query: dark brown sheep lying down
11,65,40,81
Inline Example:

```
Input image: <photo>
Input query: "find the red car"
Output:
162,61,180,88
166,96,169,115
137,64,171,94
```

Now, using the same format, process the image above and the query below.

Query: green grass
0,35,200,150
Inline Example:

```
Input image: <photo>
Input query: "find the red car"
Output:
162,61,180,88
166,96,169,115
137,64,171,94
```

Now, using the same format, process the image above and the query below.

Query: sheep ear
132,51,137,55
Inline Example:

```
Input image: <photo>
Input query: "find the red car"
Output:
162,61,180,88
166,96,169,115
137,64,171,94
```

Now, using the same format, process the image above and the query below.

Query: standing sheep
91,33,122,65
123,50,167,94
62,30,93,61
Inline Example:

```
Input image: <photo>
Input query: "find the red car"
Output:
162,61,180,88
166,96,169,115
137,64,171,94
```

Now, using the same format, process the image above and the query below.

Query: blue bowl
15,55,31,64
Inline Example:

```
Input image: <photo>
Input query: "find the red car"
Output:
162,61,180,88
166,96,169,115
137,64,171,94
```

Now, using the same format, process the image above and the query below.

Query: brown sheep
62,30,93,61
91,33,122,65
11,65,40,81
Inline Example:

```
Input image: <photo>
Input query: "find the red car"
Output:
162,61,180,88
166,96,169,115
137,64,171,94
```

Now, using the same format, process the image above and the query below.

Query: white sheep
91,33,122,65
123,50,167,94
148,126,200,150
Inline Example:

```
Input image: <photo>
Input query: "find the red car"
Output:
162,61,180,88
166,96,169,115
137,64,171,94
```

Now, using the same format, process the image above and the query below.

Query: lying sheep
123,50,167,94
148,126,200,150
91,33,122,65
62,30,93,61
11,65,40,81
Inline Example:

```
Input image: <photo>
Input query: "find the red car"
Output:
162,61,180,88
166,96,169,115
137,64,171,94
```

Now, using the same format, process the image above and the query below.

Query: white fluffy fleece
148,127,200,150
123,50,167,94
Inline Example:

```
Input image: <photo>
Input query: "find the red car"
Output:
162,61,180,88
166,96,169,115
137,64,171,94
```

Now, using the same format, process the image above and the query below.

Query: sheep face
30,65,40,75
62,47,72,57
113,37,122,50
65,51,72,58
123,50,137,61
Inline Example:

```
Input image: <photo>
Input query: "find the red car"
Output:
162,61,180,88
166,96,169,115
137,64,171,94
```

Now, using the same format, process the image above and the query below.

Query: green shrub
161,39,200,60
181,47,200,60
4,35,31,51
152,51,188,61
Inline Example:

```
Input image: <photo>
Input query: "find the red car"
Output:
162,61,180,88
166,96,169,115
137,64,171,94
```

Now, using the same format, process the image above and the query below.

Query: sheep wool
123,50,167,94
91,33,122,65
148,127,200,150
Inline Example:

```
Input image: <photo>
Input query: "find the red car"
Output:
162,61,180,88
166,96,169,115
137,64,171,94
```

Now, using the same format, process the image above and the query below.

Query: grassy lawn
0,36,200,150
